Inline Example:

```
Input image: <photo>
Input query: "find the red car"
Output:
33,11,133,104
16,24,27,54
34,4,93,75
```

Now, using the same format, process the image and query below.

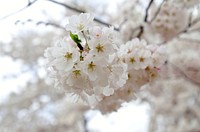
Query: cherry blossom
44,13,166,113
66,13,94,33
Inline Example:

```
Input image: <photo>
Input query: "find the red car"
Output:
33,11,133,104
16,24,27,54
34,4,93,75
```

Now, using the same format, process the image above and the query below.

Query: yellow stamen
64,52,72,60
73,70,81,77
96,44,104,53
88,61,96,71
130,57,135,63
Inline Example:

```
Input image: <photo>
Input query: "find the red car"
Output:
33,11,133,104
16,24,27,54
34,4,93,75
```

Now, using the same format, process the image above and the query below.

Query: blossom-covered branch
44,13,166,113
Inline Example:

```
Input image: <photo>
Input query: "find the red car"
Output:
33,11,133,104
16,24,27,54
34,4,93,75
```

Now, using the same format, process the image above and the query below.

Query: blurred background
1,0,200,132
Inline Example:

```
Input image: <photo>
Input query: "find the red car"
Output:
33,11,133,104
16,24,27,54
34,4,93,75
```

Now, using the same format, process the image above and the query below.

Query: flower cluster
167,39,200,84
151,2,189,41
44,13,166,113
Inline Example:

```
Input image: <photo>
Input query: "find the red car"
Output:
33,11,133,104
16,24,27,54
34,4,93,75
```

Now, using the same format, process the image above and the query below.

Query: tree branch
150,0,165,24
45,0,84,14
0,0,37,21
156,18,200,45
130,0,153,39
15,19,66,30
0,0,119,31
137,26,144,38
178,13,200,34
178,16,200,34
178,38,200,44
144,0,154,22
45,0,119,31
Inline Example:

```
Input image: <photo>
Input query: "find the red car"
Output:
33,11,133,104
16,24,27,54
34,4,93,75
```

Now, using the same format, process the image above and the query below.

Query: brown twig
137,26,144,38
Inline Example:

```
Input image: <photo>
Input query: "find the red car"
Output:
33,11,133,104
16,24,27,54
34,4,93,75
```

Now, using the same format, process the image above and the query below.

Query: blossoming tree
1,0,200,131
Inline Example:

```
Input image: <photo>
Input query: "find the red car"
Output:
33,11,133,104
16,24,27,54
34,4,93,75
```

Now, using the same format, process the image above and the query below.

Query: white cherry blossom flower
108,54,128,88
45,39,80,72
66,63,93,95
81,54,105,81
109,63,128,88
88,36,115,59
89,26,103,39
135,49,152,70
102,86,114,96
66,13,94,33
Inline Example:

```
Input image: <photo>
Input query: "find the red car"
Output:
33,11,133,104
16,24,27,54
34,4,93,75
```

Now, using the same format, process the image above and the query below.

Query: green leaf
70,32,81,45
70,32,83,50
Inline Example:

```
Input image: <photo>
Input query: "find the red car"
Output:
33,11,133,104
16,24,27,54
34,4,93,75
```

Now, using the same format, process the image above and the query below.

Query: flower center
96,44,104,53
64,52,72,60
139,57,145,62
130,57,135,63
78,24,84,30
88,61,96,71
73,70,81,77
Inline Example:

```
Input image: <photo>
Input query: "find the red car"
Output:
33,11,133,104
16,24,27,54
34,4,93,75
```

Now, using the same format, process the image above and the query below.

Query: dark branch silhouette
156,18,200,45
135,0,153,38
45,0,119,31
1,0,200,40
45,0,84,14
0,0,119,31
15,19,66,30
137,26,144,38
144,0,154,22
0,0,37,21
150,0,165,23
